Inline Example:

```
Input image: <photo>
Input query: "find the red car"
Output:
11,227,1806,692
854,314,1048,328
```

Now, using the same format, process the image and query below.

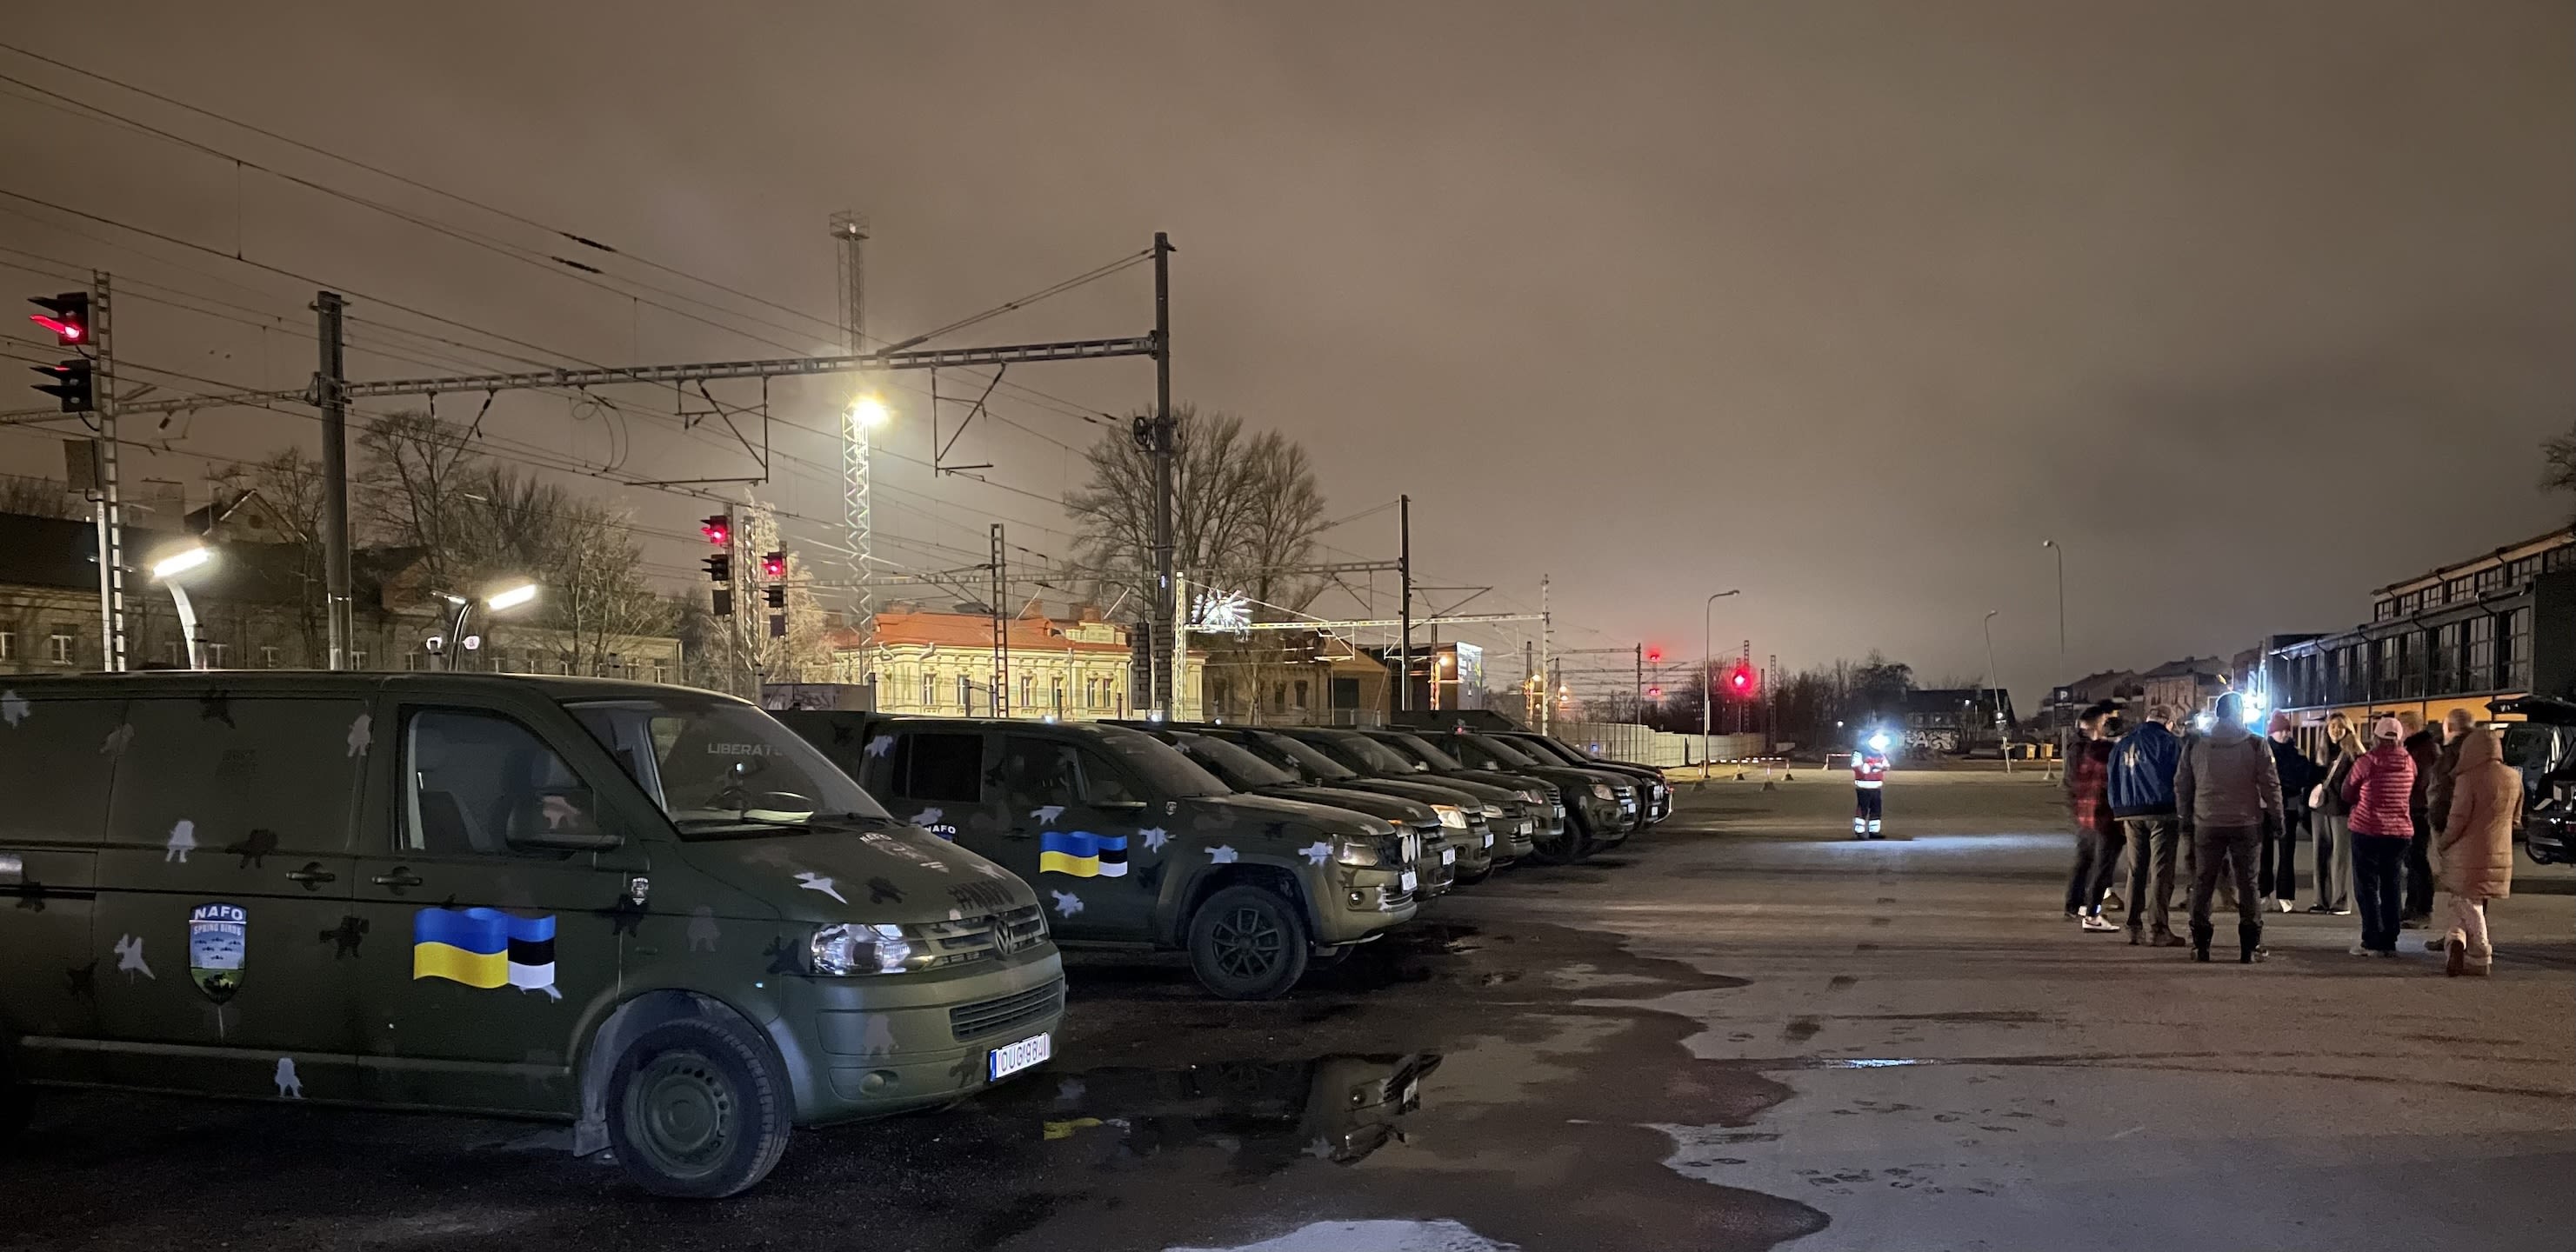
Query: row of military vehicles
0,672,1669,1197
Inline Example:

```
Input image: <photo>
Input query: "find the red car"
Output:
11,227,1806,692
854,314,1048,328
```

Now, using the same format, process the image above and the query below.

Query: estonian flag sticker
1038,830,1129,878
412,907,559,999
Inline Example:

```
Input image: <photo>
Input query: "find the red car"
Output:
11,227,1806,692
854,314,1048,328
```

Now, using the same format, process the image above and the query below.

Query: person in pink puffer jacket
2341,716,2418,957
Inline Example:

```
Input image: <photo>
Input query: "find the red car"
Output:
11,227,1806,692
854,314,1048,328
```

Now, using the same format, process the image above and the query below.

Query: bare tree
1066,405,1331,623
2546,424,2576,518
213,449,329,660
0,473,80,519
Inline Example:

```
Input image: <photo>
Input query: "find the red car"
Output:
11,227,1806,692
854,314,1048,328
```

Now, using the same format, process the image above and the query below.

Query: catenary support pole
1149,231,1176,717
1398,495,1411,713
90,271,126,671
316,290,351,670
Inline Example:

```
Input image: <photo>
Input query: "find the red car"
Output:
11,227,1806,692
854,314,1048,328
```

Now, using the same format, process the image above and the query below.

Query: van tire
1187,885,1311,1000
604,1015,793,1198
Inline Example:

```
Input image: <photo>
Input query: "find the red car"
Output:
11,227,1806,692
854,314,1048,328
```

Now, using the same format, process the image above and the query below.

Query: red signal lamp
699,515,730,545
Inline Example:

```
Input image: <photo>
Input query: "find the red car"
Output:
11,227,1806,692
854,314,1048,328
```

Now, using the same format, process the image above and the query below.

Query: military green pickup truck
780,714,1419,1000
0,673,1062,1198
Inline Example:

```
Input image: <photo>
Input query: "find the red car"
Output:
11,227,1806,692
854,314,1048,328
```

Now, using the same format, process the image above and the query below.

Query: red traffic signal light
1646,685,1663,699
699,515,730,545
28,292,87,345
1728,666,1753,694
760,550,786,580
1645,647,1662,663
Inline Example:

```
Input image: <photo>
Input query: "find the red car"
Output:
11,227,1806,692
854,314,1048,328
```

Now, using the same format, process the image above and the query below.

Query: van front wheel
605,1016,792,1199
1188,885,1311,1000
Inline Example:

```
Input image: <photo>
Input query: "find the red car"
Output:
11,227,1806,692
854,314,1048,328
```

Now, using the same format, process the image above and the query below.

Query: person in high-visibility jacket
1852,741,1891,838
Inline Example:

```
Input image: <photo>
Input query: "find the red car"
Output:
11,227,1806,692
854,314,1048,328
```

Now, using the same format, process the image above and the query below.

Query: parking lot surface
7,769,2570,1251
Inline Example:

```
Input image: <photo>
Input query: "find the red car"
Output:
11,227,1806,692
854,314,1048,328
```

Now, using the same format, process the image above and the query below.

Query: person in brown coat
2433,725,2519,976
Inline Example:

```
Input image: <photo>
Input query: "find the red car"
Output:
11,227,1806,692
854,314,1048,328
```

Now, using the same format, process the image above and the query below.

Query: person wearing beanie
2397,710,2441,927
2264,711,2320,912
2433,723,2519,976
2307,712,2365,916
2175,692,2284,962
2342,715,2419,956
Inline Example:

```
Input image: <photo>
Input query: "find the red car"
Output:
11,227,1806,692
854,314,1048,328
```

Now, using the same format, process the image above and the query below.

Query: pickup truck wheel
1525,810,1591,865
605,1015,793,1199
1188,885,1311,1000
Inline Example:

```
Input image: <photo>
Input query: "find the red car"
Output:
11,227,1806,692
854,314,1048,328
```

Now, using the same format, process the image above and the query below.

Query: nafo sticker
188,902,247,1003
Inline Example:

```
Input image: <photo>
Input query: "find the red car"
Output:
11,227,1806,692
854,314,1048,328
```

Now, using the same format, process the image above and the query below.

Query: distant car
784,714,1415,1000
1275,728,1564,870
1368,729,1632,858
1492,730,1672,825
1175,724,1503,886
1114,723,1457,901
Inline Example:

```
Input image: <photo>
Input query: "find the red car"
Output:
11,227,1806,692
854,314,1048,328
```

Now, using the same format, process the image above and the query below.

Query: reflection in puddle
1029,1054,1442,1175
1168,1217,1518,1252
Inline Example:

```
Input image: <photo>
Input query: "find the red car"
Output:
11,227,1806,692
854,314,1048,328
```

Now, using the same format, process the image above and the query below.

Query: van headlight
1431,804,1470,829
1591,783,1614,801
811,922,914,975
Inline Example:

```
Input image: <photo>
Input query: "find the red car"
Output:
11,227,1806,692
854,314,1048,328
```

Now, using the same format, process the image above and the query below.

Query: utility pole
1398,494,1412,713
1634,644,1644,721
1524,637,1536,726
89,271,125,672
1148,230,1177,716
990,523,1008,717
314,290,351,670
831,212,873,627
1171,571,1190,720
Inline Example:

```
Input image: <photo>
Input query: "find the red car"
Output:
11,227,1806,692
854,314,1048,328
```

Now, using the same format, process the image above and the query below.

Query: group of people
2060,693,2520,972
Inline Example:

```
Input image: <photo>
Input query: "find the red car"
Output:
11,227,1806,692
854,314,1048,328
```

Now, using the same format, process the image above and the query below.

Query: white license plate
987,1032,1051,1081
1399,869,1418,893
1517,821,1532,836
1440,847,1457,864
1481,831,1494,848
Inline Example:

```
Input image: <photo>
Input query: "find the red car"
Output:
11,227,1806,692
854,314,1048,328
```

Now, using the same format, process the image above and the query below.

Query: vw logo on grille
991,918,1022,956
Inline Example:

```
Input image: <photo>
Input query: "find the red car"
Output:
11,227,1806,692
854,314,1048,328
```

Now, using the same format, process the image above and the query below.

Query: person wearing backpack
2175,692,2286,962
2108,705,2186,947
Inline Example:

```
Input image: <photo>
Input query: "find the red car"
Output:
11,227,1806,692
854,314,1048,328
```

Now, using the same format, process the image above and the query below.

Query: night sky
3,1,2568,706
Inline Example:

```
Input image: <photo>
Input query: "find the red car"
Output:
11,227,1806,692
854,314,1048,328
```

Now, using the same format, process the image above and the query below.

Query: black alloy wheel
1188,884,1312,1000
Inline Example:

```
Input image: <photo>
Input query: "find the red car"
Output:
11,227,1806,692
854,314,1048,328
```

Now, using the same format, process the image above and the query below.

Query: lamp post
2040,538,2068,776
1703,588,1742,779
430,581,540,670
1984,609,2012,774
150,543,214,669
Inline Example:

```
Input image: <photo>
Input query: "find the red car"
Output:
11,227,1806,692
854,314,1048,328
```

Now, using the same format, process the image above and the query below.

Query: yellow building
830,605,1202,721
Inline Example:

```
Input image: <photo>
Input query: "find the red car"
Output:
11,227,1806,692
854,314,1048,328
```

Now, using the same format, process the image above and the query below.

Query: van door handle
371,868,424,891
285,862,337,889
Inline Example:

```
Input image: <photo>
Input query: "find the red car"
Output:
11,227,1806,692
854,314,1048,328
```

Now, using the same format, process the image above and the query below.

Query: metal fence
1551,721,1764,769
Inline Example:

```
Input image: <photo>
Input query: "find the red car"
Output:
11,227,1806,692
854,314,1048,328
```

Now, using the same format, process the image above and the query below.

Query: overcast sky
3,1,2568,707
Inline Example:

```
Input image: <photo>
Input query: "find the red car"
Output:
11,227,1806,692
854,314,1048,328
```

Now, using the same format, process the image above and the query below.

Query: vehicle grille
919,904,1050,968
1613,785,1638,814
1386,828,1425,866
950,976,1066,1042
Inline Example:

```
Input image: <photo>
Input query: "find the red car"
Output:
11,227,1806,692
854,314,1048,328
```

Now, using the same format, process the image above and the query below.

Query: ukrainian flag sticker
1038,830,1129,877
412,907,559,999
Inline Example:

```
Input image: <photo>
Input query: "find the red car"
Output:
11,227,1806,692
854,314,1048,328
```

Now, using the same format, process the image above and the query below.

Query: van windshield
571,697,891,836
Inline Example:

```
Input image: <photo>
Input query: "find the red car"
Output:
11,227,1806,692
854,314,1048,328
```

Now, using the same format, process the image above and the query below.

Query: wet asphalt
6,770,2572,1251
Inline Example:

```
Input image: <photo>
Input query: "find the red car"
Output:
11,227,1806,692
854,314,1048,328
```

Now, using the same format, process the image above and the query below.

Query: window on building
2511,557,2541,588
2373,637,2400,701
1294,680,1309,709
958,673,973,712
2548,546,2576,573
2432,623,2461,695
2467,615,2497,689
348,649,366,670
1019,673,1033,709
259,646,280,669
651,660,670,684
2477,566,2506,595
206,642,227,667
1051,678,1064,715
49,631,74,665
2400,630,2427,697
0,629,15,660
922,669,938,709
403,649,422,671
2508,607,2533,689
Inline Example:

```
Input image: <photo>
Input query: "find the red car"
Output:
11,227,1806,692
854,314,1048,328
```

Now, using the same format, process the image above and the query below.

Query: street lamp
1703,588,1743,778
1983,609,2012,774
2039,538,2067,675
150,543,215,669
429,581,541,670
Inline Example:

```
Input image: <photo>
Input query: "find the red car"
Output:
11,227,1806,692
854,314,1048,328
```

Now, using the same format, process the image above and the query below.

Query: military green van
0,673,1063,1198
779,714,1418,1001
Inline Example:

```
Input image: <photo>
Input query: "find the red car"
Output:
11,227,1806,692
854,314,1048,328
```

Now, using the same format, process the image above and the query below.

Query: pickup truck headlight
1590,783,1615,801
811,922,914,976
1431,804,1470,829
1479,804,1505,819
1331,837,1382,867
1518,789,1544,804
